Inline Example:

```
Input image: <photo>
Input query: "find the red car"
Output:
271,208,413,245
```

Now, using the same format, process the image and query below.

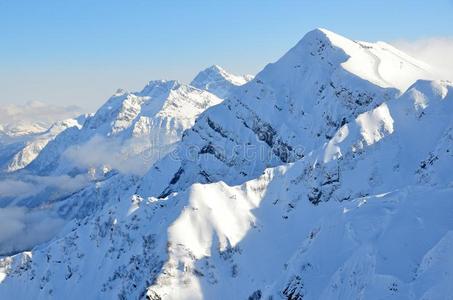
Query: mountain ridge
0,29,451,300
138,27,435,198
190,65,253,98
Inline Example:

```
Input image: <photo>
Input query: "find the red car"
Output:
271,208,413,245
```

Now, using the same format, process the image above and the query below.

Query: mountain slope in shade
138,28,434,198
25,80,222,177
0,29,451,300
0,78,451,300
0,66,246,250
0,71,239,254
190,65,253,98
0,80,223,243
144,79,453,299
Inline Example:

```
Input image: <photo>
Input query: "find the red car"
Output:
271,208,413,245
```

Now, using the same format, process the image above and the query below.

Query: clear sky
1,0,453,111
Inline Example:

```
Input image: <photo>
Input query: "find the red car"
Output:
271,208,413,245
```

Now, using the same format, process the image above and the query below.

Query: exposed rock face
26,80,222,177
1,29,452,300
140,28,431,197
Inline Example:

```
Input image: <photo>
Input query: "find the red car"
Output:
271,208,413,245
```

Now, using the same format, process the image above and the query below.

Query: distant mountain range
0,29,452,300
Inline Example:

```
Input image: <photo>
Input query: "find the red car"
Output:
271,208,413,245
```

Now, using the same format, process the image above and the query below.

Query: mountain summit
191,65,253,98
0,29,451,300
26,79,222,177
139,27,436,198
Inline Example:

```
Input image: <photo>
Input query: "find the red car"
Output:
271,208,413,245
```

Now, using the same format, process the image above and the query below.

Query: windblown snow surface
0,29,452,300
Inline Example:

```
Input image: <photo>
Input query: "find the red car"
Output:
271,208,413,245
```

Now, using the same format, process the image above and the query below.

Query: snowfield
0,29,452,300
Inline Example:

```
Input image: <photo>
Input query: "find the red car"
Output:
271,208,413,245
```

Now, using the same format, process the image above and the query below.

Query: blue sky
1,0,453,110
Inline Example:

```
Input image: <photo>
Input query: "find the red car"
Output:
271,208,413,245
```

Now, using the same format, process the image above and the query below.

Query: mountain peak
261,28,433,92
206,64,225,72
190,65,253,98
296,28,356,50
2,26,453,300
139,79,180,96
304,27,345,40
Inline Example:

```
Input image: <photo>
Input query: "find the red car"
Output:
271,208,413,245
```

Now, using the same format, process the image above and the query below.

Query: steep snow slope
0,71,238,255
26,80,222,176
0,101,84,173
0,101,83,173
0,29,449,300
0,66,247,249
139,28,433,198
0,79,451,299
0,80,222,240
144,80,453,299
1,116,87,172
191,65,253,98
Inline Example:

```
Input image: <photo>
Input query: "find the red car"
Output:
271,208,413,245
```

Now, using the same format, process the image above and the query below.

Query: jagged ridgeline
1,29,452,300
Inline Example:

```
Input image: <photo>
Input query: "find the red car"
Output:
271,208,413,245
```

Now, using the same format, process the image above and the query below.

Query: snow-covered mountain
191,65,253,98
1,29,452,300
0,101,83,141
25,80,222,177
0,67,244,254
0,101,85,173
139,28,433,198
0,116,87,173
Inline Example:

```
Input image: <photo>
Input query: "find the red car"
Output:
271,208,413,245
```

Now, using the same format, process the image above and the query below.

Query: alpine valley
1,29,452,300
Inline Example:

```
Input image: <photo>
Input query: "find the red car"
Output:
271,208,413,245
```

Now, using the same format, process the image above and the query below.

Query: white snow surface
0,101,85,172
0,101,83,140
0,29,452,300
191,65,253,98
1,117,86,172
0,66,240,254
25,80,222,177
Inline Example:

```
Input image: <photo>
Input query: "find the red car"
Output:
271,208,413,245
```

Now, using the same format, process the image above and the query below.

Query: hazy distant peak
190,65,253,98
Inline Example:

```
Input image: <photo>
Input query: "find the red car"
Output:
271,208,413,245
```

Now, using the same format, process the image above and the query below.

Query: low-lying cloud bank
0,174,91,255
0,206,64,256
392,37,453,81
0,174,90,200
63,134,176,176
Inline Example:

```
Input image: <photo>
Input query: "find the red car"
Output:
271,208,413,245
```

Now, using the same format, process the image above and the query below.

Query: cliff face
1,29,452,300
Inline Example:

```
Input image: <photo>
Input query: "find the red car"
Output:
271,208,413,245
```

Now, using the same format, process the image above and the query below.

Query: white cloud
392,37,453,81
0,101,84,136
0,174,90,255
35,174,90,193
0,180,36,198
0,174,90,200
63,135,174,176
0,206,64,255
